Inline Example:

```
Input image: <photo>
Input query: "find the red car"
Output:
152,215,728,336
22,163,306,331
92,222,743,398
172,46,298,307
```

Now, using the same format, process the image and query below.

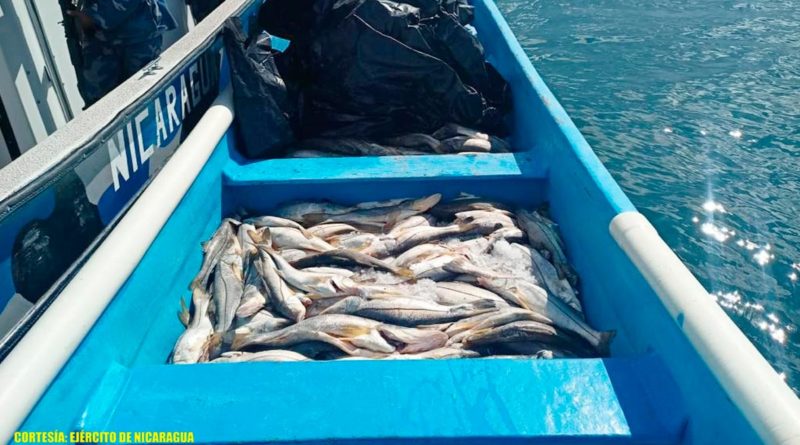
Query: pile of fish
171,194,614,364
287,124,511,158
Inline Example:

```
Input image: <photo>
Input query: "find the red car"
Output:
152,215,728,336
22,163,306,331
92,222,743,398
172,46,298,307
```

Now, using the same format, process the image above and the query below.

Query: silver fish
234,310,291,337
358,236,397,258
267,227,334,252
276,196,412,225
236,263,267,319
388,347,480,359
191,219,237,291
462,320,558,348
257,249,306,322
434,281,509,307
279,249,309,262
387,215,434,236
455,210,515,233
455,209,516,223
447,308,553,345
440,136,492,153
429,198,511,220
172,289,215,364
511,243,582,313
274,201,352,223
232,314,393,356
412,255,503,281
211,350,310,363
516,209,578,286
476,277,613,354
212,239,244,333
303,194,442,230
327,232,397,257
487,227,526,245
236,283,267,318
291,249,413,278
392,244,451,268
238,223,259,262
301,267,355,277
391,223,477,253
265,248,353,297
244,215,310,235
306,223,359,240
377,325,448,353
321,296,494,327
409,254,461,280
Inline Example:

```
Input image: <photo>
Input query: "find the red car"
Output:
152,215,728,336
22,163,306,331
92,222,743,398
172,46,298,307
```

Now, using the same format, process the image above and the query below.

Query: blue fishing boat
0,0,798,443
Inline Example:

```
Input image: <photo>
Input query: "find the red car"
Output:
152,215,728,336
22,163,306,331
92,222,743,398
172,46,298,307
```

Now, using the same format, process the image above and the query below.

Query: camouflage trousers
80,36,163,107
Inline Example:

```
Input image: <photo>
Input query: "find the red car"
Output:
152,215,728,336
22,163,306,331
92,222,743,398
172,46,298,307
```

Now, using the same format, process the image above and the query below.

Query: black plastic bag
261,0,510,140
223,18,294,158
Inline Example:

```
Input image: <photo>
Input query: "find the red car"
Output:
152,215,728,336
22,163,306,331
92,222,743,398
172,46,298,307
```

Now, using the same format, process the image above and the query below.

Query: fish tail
460,328,489,347
247,228,263,244
204,332,224,361
178,298,191,328
302,213,326,226
230,331,250,351
596,330,616,356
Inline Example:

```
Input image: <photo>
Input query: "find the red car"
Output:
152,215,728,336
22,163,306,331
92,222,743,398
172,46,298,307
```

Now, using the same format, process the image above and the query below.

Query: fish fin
460,328,490,347
298,295,313,307
394,267,416,279
247,228,264,245
178,298,190,328
337,325,374,338
379,325,448,354
472,299,502,310
412,193,443,212
316,332,360,355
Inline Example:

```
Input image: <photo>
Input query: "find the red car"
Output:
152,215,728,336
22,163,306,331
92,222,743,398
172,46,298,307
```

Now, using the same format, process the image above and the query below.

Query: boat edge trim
610,211,800,445
0,88,233,443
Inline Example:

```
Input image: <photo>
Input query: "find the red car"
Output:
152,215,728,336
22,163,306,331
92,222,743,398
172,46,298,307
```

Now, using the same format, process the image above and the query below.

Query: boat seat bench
80,356,686,444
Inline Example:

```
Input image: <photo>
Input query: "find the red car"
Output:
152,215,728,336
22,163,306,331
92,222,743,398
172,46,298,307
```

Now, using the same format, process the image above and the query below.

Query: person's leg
80,39,123,107
121,35,164,79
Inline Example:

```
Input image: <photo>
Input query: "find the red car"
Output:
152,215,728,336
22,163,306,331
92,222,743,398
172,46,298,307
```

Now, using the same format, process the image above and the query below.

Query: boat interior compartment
21,138,757,443
13,0,769,444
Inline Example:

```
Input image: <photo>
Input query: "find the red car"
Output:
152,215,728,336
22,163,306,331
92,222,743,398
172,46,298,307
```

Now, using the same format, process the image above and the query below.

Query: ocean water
496,0,800,391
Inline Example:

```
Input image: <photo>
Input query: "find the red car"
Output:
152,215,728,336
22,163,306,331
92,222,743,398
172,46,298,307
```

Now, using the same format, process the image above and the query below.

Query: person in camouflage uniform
68,0,177,107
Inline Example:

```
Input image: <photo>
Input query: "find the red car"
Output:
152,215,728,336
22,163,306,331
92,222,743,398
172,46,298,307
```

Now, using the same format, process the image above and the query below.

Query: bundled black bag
223,18,294,158
259,0,510,140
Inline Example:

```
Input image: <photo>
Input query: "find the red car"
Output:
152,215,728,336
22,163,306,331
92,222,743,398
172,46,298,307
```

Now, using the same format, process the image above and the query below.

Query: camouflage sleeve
84,0,145,31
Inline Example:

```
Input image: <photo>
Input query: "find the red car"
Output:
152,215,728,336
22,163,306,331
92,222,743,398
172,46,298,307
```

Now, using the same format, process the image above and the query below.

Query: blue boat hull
12,0,778,443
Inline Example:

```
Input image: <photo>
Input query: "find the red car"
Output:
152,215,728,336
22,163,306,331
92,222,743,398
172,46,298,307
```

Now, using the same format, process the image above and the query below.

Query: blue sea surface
496,0,800,391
